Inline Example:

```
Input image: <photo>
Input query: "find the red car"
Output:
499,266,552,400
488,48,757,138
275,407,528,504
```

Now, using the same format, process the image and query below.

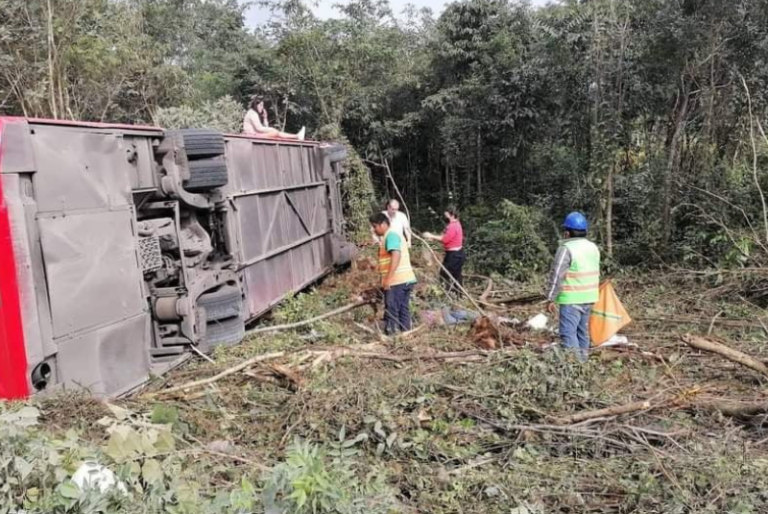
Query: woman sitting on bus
243,96,305,140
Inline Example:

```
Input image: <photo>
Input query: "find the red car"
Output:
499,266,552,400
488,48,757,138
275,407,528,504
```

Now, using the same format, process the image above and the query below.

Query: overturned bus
0,117,355,399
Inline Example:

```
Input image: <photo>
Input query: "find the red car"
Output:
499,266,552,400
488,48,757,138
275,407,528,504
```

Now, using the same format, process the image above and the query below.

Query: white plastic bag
72,462,128,495
526,313,548,331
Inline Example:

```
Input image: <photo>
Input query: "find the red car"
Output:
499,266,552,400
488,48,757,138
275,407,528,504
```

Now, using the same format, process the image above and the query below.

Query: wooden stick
147,351,285,397
190,344,215,364
681,334,768,378
480,278,494,302
246,300,372,336
551,399,654,425
491,294,544,305
411,232,485,314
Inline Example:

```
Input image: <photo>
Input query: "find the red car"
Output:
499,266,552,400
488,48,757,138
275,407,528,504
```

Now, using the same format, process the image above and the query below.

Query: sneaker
297,127,306,141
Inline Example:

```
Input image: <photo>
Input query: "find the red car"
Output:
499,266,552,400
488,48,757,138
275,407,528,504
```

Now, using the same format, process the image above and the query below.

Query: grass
30,261,768,513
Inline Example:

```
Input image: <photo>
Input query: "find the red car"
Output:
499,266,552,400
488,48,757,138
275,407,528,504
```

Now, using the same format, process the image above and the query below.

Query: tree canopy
4,0,768,271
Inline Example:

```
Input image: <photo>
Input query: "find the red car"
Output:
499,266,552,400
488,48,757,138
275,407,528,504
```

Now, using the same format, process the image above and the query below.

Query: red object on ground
0,118,30,399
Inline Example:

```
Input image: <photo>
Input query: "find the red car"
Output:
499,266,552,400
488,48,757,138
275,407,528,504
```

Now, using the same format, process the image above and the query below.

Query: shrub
464,200,555,280
155,96,244,133
262,438,398,514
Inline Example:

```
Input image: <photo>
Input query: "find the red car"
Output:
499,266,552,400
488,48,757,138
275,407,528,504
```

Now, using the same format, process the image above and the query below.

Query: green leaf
241,477,256,496
59,480,81,499
106,432,128,462
14,456,34,481
26,487,40,503
151,404,179,426
1,406,40,427
106,403,132,420
290,488,308,508
155,428,176,453
142,458,163,485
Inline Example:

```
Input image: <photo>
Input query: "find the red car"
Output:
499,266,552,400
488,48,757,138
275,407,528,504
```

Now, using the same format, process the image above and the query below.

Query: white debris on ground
599,334,634,348
526,313,549,331
72,462,128,495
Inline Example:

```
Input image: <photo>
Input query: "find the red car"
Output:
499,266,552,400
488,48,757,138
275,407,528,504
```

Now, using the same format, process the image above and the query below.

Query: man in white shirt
243,96,306,140
372,199,411,246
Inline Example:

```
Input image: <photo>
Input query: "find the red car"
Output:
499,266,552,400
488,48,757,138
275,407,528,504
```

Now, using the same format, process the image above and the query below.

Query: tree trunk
476,131,482,199
662,82,689,249
46,0,58,119
606,162,614,256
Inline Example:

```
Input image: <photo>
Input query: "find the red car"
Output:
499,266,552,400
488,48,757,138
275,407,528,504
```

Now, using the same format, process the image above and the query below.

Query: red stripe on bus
0,118,30,399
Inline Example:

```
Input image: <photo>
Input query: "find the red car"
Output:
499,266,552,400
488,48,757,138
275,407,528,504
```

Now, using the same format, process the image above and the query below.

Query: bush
262,438,397,514
155,96,244,133
464,200,555,280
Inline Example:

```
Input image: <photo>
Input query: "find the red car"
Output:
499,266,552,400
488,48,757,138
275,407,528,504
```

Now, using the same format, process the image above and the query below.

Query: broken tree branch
551,399,654,425
411,232,485,314
480,278,494,302
695,399,768,418
246,300,373,336
306,348,489,365
491,294,545,305
637,316,766,329
681,334,768,378
148,351,285,397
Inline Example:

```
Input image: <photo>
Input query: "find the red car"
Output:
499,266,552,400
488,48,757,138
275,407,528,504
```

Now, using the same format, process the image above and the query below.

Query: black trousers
440,250,466,293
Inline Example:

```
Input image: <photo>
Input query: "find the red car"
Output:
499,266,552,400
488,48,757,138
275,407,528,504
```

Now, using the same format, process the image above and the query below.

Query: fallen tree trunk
681,334,768,378
551,399,654,425
147,351,285,397
246,300,372,336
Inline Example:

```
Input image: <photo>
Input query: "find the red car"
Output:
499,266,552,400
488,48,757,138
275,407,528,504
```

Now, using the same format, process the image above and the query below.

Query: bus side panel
29,125,151,396
224,139,335,320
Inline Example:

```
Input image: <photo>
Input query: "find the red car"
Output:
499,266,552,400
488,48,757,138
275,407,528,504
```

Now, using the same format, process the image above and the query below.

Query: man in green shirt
370,212,417,335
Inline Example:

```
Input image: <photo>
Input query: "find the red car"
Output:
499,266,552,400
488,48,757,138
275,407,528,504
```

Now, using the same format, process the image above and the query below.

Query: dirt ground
38,255,768,513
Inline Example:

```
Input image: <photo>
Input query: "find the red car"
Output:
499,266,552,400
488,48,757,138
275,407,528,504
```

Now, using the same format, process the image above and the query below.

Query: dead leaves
468,316,529,350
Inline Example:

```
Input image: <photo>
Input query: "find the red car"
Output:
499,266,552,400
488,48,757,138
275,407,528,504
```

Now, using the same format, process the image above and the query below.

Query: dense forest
4,0,768,276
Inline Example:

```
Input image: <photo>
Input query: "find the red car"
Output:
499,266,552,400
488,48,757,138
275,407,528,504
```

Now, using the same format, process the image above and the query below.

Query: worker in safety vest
370,212,417,335
546,212,600,361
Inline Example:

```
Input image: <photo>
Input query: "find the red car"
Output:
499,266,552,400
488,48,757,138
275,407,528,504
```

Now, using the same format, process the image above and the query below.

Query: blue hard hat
563,212,588,231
